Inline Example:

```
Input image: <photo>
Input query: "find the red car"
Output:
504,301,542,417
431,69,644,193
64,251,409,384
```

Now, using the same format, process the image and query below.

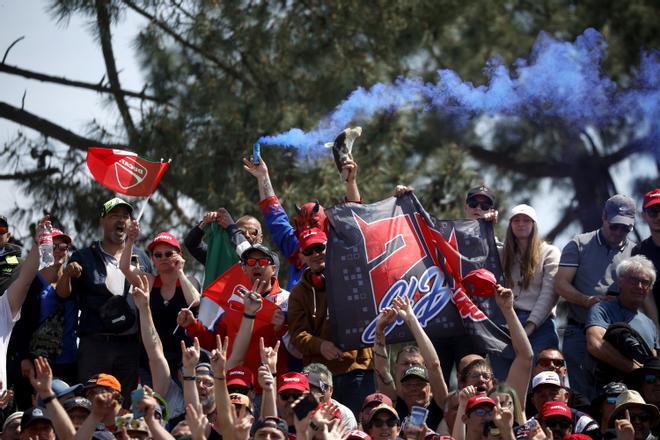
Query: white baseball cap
532,371,562,390
509,204,538,223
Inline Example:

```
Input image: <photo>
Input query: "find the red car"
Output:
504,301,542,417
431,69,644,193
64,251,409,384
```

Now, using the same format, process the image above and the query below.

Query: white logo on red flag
114,156,148,190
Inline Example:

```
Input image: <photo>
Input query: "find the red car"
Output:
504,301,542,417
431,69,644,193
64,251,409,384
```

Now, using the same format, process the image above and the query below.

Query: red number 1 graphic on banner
353,213,427,305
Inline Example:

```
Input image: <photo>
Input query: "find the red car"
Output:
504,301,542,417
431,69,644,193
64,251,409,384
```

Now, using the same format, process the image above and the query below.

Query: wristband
243,312,256,319
41,394,57,404
214,376,226,381
183,375,196,381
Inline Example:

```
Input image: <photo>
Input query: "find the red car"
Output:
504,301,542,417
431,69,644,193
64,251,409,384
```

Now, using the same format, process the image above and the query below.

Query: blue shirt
585,299,659,349
35,273,78,363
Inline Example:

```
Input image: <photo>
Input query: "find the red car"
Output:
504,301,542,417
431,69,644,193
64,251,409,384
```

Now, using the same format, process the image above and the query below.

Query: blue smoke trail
257,28,659,156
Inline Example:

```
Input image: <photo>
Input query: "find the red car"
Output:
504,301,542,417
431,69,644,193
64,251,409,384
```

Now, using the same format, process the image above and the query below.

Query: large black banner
325,193,509,351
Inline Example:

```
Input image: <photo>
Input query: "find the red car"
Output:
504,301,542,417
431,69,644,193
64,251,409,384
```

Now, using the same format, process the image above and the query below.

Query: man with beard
57,198,152,404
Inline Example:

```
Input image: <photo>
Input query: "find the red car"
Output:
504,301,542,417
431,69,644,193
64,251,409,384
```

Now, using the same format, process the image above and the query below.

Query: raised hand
458,385,478,407
91,392,117,420
376,307,398,331
216,208,235,229
202,211,219,225
127,219,140,242
210,335,229,376
491,395,514,430
132,273,151,310
393,185,414,198
392,295,415,322
259,337,280,374
242,156,269,180
342,155,358,183
186,402,209,440
181,337,201,371
0,381,13,410
28,357,53,398
615,410,635,440
137,385,159,420
177,308,196,329
495,284,514,311
243,287,264,316
257,364,275,391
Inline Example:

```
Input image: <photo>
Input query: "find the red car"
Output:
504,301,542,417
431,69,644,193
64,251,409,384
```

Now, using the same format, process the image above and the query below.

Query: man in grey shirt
555,194,636,400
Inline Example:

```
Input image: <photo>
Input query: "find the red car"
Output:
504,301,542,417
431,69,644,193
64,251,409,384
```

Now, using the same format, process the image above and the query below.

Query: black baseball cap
20,407,52,430
62,397,92,413
251,417,288,438
0,215,8,227
100,197,133,217
466,185,496,206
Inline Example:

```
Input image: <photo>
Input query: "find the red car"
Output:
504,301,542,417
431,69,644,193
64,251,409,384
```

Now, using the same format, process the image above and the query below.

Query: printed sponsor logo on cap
283,377,301,383
230,371,245,376
33,408,44,416
115,156,148,190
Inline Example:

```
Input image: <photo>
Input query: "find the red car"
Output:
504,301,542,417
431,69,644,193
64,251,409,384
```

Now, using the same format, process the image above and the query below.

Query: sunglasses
543,419,571,430
644,374,658,384
608,223,633,233
278,392,302,401
467,201,493,210
242,257,273,267
629,413,651,423
302,243,326,256
0,226,8,234
471,408,494,417
371,418,398,428
153,250,177,259
537,358,565,368
53,243,70,251
644,207,660,218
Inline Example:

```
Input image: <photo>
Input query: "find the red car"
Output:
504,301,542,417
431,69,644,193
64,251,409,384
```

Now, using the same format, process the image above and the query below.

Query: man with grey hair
555,194,637,399
302,363,357,430
586,255,658,394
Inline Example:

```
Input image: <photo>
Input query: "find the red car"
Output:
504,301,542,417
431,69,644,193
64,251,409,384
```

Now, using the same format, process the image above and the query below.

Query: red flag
87,147,169,196
203,263,277,324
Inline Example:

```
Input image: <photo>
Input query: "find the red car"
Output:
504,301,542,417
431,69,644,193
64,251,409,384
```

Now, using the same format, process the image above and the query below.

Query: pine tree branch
96,0,139,146
467,144,570,177
0,63,164,103
544,204,578,243
0,167,59,180
0,101,121,151
601,138,647,167
121,0,253,87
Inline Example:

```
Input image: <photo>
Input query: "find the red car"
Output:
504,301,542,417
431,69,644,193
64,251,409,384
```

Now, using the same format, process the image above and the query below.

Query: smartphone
252,143,261,165
409,406,429,428
292,393,318,421
130,387,146,419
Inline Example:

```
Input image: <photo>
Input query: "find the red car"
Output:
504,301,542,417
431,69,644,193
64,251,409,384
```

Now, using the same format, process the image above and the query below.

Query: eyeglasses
622,275,652,289
468,371,493,381
644,374,658,384
371,418,398,428
195,377,214,388
153,250,177,259
467,201,493,211
644,207,660,218
53,243,70,251
471,408,494,417
537,358,565,368
608,223,633,233
543,419,571,430
242,257,272,267
278,392,302,401
629,413,651,423
0,226,8,234
302,243,326,256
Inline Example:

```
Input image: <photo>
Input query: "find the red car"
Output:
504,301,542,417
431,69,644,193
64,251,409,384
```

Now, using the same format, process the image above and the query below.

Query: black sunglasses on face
644,207,660,218
537,358,565,368
371,418,398,428
302,243,326,256
154,250,177,259
467,200,493,210
53,243,70,251
279,392,302,401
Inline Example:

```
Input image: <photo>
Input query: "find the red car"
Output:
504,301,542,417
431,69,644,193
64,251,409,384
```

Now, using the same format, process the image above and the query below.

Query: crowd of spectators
0,154,658,440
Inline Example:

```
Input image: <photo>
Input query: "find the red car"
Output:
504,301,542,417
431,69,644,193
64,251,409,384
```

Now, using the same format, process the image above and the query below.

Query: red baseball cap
346,431,372,440
147,232,181,252
361,393,394,411
277,372,309,393
299,228,327,252
562,435,592,440
540,401,571,420
227,366,254,389
51,228,72,244
643,189,660,209
462,269,497,298
466,394,496,412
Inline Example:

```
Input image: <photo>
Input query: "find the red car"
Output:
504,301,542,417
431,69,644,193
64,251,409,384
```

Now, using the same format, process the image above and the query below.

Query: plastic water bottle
37,220,54,269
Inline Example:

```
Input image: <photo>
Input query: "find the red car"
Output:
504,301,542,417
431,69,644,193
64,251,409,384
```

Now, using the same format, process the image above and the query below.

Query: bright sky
0,1,654,247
